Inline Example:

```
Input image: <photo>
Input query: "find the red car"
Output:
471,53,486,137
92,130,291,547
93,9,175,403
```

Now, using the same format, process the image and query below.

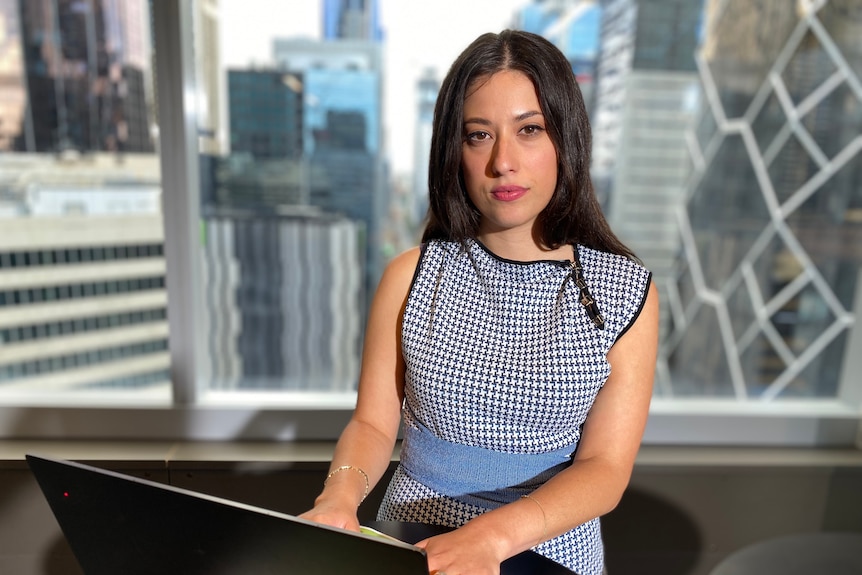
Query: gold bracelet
521,494,548,546
325,465,369,503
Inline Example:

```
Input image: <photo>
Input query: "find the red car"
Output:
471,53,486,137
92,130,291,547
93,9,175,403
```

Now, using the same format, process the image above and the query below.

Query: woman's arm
418,281,660,574
299,247,421,531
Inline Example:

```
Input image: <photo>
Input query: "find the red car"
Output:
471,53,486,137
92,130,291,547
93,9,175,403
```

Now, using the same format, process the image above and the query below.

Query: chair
709,532,862,575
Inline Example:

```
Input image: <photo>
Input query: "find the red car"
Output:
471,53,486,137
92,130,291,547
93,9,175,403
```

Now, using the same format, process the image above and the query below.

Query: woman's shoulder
578,244,650,277
371,247,423,313
383,245,423,283
383,240,464,295
577,245,653,337
578,244,652,300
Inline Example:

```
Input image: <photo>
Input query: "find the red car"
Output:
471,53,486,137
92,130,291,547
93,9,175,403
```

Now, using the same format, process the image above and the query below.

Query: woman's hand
297,498,361,533
416,525,508,575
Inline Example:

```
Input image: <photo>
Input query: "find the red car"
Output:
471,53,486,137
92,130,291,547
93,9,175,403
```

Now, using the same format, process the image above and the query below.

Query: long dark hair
422,29,636,260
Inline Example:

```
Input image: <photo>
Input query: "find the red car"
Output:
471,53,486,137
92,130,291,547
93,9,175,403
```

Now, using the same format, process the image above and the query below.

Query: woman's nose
490,135,517,175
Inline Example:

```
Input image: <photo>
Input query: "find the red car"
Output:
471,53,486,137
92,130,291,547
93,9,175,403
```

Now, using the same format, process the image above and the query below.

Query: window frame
0,0,859,447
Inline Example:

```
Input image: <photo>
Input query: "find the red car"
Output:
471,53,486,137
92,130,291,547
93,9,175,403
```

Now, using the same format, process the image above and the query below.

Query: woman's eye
521,124,545,136
466,131,491,142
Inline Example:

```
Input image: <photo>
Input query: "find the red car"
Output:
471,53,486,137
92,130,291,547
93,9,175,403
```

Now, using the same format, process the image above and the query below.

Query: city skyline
1,0,859,403
219,0,530,175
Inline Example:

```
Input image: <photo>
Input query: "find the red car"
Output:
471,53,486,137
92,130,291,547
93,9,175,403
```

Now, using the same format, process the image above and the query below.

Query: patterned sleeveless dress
377,238,652,575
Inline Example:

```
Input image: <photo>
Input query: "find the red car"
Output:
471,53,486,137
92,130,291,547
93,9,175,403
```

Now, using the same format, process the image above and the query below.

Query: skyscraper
227,69,304,160
196,6,388,392
664,0,862,399
0,1,164,397
591,0,704,342
517,0,603,117
0,0,26,151
272,37,385,305
11,0,154,153
323,0,383,41
411,68,438,227
0,154,169,394
195,0,226,156
201,208,363,391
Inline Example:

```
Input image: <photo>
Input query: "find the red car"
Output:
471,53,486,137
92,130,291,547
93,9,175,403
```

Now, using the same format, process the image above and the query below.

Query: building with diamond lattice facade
663,0,862,400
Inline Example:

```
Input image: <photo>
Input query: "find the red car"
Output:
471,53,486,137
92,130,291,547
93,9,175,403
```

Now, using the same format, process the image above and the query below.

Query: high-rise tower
591,0,704,343
10,0,154,153
323,0,383,41
664,0,862,399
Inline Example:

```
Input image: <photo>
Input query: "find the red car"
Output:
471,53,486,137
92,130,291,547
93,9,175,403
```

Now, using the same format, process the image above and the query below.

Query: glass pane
196,0,860,407
660,1,861,401
0,0,169,400
5,0,852,415
701,0,798,120
202,0,535,394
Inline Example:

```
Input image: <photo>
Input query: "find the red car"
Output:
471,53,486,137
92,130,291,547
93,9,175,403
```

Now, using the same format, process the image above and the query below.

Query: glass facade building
664,0,862,400
227,70,304,160
11,0,153,153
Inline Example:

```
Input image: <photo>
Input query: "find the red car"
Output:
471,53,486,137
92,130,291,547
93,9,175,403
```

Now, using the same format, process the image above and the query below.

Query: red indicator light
63,491,70,498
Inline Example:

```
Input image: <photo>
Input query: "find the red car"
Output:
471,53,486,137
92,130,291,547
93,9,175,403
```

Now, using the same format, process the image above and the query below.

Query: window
0,0,169,405
0,0,859,444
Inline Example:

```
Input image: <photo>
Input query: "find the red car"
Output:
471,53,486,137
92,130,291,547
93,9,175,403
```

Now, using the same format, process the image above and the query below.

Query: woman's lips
491,185,527,201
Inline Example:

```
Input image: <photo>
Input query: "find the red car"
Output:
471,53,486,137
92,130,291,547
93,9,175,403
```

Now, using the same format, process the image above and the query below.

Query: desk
366,521,577,575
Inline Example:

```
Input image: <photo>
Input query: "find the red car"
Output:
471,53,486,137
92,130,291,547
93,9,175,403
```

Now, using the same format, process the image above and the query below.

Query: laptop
26,454,428,575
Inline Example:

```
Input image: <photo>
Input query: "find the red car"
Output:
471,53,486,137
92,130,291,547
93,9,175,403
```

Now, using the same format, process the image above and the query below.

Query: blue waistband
399,418,575,509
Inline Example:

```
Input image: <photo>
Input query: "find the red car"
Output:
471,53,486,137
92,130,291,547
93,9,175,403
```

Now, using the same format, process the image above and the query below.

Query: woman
301,29,659,575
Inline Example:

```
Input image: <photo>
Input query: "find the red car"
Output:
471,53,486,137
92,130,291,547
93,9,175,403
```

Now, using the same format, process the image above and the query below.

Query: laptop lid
27,454,428,575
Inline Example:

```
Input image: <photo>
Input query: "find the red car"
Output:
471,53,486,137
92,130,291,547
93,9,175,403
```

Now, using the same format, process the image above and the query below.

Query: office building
323,0,383,41
227,69,304,160
517,0,603,117
205,153,322,210
411,68,438,228
200,207,363,391
8,0,154,153
663,0,862,399
0,1,162,396
0,154,168,395
515,0,562,33
591,0,703,345
272,38,386,304
197,5,387,392
0,0,27,151
195,0,227,155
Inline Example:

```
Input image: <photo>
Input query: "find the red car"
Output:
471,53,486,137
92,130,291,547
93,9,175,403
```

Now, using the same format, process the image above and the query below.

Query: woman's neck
475,230,572,262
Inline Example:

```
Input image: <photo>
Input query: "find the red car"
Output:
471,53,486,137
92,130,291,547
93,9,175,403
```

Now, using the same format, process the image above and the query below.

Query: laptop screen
27,454,428,575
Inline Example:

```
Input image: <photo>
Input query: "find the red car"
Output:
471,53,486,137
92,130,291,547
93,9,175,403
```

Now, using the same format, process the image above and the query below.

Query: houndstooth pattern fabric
378,238,651,575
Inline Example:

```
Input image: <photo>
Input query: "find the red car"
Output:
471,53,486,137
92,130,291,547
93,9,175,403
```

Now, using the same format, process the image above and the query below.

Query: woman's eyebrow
463,116,492,126
515,110,543,121
463,110,544,125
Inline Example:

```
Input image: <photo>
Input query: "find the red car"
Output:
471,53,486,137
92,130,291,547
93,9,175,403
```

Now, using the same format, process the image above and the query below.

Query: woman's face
460,69,558,242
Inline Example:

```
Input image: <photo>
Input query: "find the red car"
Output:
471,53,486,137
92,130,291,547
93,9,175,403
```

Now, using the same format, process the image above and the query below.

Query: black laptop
27,454,428,575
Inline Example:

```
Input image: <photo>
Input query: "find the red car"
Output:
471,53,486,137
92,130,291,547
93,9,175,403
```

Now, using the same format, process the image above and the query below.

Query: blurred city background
0,0,860,412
